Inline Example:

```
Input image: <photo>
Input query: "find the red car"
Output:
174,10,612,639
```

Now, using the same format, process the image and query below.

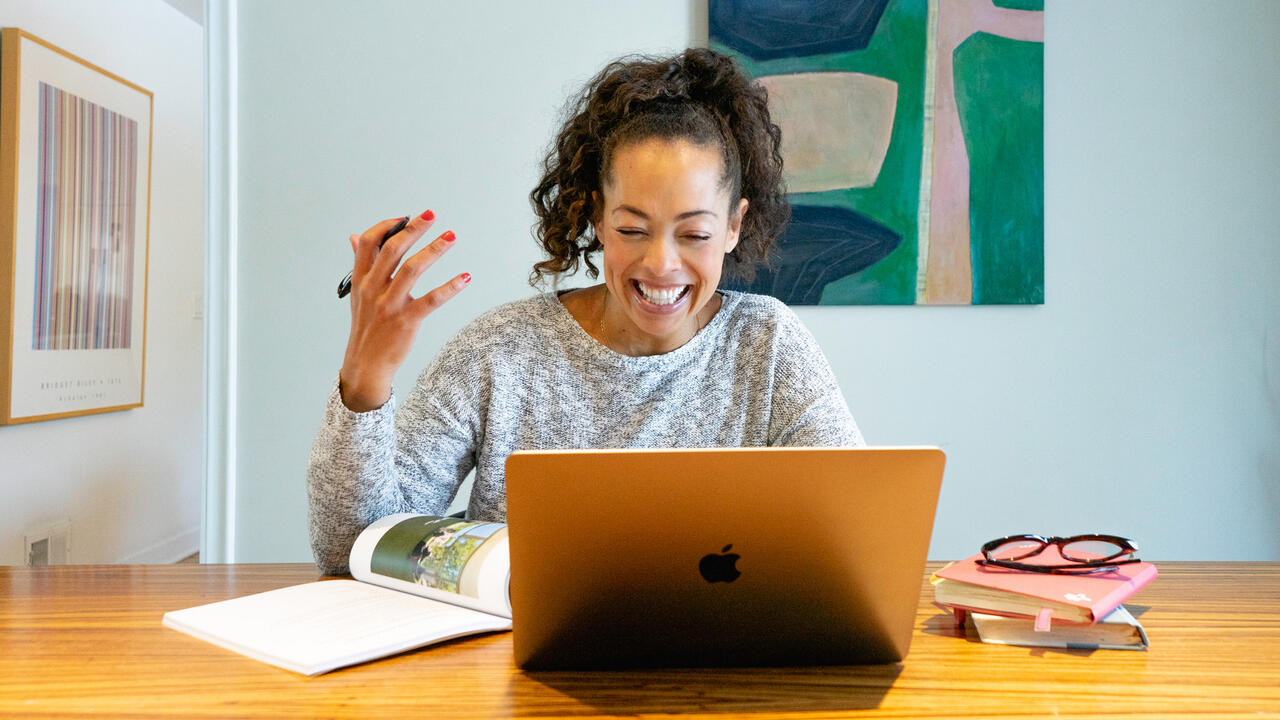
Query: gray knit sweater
306,290,863,574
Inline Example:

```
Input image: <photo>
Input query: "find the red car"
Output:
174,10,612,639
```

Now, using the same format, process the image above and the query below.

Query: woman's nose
642,237,681,274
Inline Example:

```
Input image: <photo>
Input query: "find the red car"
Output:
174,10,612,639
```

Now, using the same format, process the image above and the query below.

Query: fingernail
442,230,456,243
461,272,471,284
420,209,435,221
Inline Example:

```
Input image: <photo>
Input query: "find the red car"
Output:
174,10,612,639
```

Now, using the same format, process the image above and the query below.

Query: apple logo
699,544,741,583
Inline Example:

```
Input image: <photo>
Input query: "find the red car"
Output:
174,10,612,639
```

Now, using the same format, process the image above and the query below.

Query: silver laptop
504,446,945,669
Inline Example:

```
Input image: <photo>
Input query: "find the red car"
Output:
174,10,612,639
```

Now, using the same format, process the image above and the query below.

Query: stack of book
931,555,1158,650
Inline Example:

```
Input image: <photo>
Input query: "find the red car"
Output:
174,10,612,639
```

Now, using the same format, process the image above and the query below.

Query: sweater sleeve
306,340,481,574
765,305,865,448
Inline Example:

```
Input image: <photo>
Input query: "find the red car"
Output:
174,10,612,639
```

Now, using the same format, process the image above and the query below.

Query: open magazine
162,514,511,676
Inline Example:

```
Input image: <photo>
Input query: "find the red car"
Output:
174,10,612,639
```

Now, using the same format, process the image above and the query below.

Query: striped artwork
32,81,138,350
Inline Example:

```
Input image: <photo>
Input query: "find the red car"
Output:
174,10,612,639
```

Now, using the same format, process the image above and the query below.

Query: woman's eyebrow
677,209,718,220
613,205,649,219
612,205,718,220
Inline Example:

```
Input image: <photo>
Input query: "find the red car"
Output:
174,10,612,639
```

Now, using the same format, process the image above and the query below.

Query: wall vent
24,520,71,566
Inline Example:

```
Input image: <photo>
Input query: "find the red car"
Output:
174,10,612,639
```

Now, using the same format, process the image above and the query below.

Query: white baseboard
120,527,201,564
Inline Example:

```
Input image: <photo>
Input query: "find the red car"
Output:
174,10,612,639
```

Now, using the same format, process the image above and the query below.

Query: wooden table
2,562,1278,718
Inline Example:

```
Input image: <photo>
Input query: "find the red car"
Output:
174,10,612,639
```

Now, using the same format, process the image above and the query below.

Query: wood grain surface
1,562,1277,718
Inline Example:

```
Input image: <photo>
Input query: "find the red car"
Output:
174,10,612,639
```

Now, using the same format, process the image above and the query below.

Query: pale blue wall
228,0,1280,562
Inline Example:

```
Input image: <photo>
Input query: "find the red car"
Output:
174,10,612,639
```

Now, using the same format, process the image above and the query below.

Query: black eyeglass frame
977,533,1141,575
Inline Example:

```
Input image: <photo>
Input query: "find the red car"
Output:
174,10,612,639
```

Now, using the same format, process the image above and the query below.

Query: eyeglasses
978,534,1141,575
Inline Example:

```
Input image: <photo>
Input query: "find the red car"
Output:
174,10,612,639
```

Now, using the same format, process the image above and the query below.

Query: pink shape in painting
926,0,1042,304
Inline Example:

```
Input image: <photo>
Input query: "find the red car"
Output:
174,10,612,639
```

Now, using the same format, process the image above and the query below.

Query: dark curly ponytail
529,48,788,285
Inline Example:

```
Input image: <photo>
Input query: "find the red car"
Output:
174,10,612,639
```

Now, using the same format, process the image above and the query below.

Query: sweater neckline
546,289,740,369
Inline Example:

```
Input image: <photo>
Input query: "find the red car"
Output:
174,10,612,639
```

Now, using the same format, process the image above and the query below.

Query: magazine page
349,513,511,618
162,580,513,676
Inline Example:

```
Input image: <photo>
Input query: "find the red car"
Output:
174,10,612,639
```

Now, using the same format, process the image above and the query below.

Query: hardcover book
163,514,511,675
969,605,1150,650
931,553,1157,626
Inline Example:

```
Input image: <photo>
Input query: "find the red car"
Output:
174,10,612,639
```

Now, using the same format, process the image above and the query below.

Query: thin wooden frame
0,28,153,425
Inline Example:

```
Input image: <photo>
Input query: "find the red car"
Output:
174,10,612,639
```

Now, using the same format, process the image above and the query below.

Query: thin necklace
597,289,609,346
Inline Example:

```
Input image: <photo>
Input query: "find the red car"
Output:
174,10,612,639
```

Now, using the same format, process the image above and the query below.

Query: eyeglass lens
987,539,1048,562
1060,539,1129,562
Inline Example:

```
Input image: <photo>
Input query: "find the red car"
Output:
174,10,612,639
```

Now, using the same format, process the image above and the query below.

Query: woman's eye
685,234,712,242
617,228,645,237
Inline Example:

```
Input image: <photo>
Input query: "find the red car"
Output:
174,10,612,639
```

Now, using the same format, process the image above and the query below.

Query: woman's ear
725,197,749,254
591,190,603,235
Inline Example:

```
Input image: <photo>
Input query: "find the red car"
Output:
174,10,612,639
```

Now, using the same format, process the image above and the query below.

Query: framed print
0,28,152,424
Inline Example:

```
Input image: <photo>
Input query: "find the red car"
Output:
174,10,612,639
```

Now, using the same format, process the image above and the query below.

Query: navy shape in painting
724,205,901,305
709,0,891,61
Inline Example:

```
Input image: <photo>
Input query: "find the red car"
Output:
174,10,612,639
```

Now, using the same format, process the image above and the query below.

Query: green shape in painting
994,0,1043,10
954,31,1044,304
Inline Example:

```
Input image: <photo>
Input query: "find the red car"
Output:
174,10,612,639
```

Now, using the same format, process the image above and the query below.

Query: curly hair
529,47,788,286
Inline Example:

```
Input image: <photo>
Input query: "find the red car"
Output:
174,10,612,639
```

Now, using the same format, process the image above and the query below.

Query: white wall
226,0,1280,563
0,0,205,564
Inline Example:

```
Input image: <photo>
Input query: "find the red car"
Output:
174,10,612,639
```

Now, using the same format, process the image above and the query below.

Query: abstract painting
32,82,140,351
712,0,1044,305
0,28,152,424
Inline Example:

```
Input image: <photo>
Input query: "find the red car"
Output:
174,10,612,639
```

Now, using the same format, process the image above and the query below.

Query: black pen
336,216,410,299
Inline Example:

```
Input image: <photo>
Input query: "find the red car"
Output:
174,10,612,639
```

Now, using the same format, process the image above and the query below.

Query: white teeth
637,282,686,306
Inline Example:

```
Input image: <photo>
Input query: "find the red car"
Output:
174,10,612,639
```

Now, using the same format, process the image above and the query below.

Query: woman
308,48,863,574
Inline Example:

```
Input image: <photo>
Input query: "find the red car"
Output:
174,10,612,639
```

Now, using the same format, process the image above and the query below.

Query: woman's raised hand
338,210,470,412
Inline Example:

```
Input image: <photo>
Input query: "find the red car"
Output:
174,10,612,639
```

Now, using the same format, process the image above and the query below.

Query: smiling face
594,138,748,356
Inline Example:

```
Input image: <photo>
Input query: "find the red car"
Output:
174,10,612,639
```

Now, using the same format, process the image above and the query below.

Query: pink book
932,553,1157,627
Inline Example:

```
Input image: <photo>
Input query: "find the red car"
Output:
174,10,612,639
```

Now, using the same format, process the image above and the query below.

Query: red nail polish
443,230,456,243
420,209,435,221
461,272,471,284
